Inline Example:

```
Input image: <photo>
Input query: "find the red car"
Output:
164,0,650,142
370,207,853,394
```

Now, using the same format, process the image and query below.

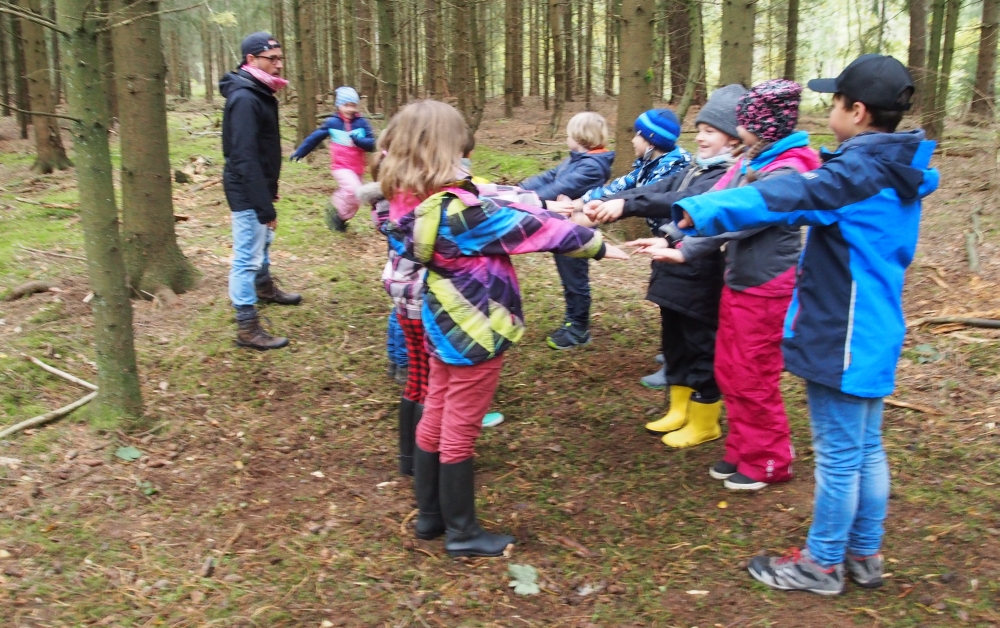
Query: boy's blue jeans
229,209,274,318
386,313,409,366
805,380,889,567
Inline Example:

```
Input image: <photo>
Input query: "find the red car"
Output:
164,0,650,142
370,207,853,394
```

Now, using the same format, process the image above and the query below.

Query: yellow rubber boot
661,397,722,448
644,385,694,434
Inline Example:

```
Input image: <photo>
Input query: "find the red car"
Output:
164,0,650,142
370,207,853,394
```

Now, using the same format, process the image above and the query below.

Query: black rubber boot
398,398,416,476
440,458,515,557
413,446,445,540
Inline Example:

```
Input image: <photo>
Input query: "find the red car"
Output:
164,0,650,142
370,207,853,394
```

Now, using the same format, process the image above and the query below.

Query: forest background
1,0,1000,626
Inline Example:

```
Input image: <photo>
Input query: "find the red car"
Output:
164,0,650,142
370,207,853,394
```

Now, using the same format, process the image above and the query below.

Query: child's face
736,125,759,147
338,102,359,118
695,123,738,159
632,133,655,158
829,95,870,143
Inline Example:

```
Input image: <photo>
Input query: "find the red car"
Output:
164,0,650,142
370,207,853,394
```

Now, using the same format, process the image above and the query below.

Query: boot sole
414,529,445,541
709,469,736,480
446,547,509,558
235,339,289,350
724,478,768,491
645,427,679,436
640,381,667,390
257,299,302,305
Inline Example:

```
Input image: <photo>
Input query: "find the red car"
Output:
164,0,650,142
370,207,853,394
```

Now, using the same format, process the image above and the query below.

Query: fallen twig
14,196,78,210
17,245,86,261
907,316,1000,329
884,398,945,415
2,280,53,301
966,232,980,273
22,354,98,391
0,391,97,439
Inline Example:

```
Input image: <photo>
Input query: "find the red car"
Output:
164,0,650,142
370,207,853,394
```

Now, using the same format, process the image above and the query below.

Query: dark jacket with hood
674,130,939,398
604,158,732,324
519,150,615,201
220,69,282,224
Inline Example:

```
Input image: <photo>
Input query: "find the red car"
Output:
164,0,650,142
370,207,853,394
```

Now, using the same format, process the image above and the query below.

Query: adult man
219,32,301,350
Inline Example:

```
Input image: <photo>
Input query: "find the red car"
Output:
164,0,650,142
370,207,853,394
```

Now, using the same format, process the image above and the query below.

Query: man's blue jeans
805,380,889,566
229,209,273,316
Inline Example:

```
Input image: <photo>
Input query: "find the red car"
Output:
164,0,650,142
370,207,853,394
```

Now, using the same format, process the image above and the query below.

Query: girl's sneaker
482,412,504,428
748,548,845,595
724,472,768,491
709,460,737,480
845,553,884,589
640,365,667,389
655,354,665,364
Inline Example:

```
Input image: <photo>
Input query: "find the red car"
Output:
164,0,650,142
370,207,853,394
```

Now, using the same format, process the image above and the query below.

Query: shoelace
774,548,803,566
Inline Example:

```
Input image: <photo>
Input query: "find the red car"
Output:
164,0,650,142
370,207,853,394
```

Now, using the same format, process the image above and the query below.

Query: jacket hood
219,70,272,100
355,181,385,205
826,130,936,202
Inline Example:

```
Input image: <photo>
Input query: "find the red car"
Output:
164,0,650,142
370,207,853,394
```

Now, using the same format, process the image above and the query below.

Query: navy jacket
674,130,939,397
519,150,615,201
290,114,376,160
220,70,282,224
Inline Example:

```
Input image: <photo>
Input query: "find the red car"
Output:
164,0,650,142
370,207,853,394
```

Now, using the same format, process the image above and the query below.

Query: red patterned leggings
396,312,429,403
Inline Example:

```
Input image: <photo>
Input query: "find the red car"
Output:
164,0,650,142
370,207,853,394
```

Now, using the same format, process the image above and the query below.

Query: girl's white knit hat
335,86,360,107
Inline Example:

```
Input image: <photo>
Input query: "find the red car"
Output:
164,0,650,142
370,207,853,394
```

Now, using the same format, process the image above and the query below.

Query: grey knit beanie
695,84,747,139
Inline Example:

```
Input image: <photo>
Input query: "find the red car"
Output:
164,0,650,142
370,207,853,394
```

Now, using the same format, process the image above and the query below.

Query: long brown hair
377,100,468,200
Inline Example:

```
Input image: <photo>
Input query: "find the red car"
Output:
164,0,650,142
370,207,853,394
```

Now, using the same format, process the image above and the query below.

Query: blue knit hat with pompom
634,108,681,151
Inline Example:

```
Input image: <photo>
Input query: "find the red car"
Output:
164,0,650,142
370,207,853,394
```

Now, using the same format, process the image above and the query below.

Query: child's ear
853,100,870,126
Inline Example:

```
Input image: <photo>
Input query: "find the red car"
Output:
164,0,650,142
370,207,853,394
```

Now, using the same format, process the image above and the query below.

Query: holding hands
625,237,685,264
583,198,624,224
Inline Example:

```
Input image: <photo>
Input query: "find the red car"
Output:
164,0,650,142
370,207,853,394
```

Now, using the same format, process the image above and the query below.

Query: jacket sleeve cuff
256,206,277,224
593,241,607,260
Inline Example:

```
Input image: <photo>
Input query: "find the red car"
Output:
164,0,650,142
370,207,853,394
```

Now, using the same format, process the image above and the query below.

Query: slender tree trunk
549,0,565,133
604,0,615,95
56,0,144,427
613,0,654,176
666,0,688,102
908,0,927,115
357,0,376,110
202,20,214,102
293,0,319,141
112,0,199,300
343,0,357,85
653,0,665,98
513,0,523,106
0,14,9,116
543,0,550,109
783,0,799,81
930,0,960,137
675,0,703,122
97,0,117,118
271,0,288,103
584,0,593,108
471,0,488,131
329,0,343,88
563,0,574,101
454,0,472,119
969,0,999,119
375,0,398,117
47,0,60,104
12,14,30,138
424,0,443,96
530,0,540,96
719,0,754,87
505,0,515,116
19,0,70,172
922,0,945,136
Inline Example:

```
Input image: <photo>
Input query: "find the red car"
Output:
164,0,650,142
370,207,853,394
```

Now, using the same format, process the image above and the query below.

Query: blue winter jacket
520,150,615,201
290,114,376,160
673,130,939,398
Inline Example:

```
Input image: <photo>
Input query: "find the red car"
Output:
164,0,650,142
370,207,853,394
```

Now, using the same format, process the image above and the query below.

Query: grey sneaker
655,353,665,365
748,548,844,595
709,460,737,480
640,365,667,389
845,553,884,589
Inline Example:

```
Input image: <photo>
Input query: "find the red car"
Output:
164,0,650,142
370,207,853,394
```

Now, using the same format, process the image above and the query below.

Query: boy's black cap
241,32,281,59
808,54,914,111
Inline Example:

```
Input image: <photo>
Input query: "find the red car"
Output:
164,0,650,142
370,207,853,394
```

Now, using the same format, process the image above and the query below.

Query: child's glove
289,151,304,162
349,128,367,140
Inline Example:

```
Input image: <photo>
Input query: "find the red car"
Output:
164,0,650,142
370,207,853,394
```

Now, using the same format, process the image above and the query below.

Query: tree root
2,280,53,301
0,392,97,439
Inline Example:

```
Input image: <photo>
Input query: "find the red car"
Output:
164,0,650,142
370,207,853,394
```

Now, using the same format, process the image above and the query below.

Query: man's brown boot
256,276,302,305
236,312,289,350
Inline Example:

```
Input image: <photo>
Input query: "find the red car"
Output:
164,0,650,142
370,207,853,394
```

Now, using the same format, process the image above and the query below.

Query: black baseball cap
241,32,281,59
808,54,914,111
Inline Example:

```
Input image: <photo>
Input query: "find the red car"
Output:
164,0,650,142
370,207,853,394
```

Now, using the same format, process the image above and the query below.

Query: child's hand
602,244,630,260
677,210,694,229
640,247,684,263
289,152,303,162
556,194,572,203
349,128,367,139
546,200,576,216
625,237,668,251
588,198,624,224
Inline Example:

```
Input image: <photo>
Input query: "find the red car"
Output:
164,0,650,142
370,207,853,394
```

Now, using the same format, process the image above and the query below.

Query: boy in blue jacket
670,55,939,595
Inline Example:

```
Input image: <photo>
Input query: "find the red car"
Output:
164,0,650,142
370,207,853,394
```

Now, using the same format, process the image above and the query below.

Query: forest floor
1,95,999,628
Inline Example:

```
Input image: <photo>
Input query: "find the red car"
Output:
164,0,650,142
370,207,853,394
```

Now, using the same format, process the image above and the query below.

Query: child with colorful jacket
672,55,938,595
380,101,627,558
290,86,376,231
634,80,821,478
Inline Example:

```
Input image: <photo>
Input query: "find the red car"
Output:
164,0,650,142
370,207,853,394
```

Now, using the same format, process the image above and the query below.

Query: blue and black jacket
290,114,377,160
673,130,939,397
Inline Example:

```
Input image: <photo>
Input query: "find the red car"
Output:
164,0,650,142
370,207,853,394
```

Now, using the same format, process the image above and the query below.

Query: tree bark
930,0,960,138
375,0,398,117
47,0,60,105
908,0,927,115
343,0,357,85
56,0,144,427
514,0,523,106
529,0,540,96
922,0,944,131
613,0,654,176
328,0,343,88
12,13,30,138
424,0,444,97
19,0,70,173
719,0,754,87
549,0,565,133
201,18,213,102
969,0,999,119
0,14,9,116
356,0,376,111
604,0,616,96
470,0,488,131
112,0,199,300
584,0,593,108
675,0,702,122
543,0,550,109
453,0,472,119
666,0,688,102
505,0,515,116
563,0,574,101
783,0,799,81
293,0,318,142
97,0,117,118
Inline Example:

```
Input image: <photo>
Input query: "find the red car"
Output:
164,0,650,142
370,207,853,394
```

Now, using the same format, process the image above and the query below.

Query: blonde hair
378,100,468,199
566,111,608,150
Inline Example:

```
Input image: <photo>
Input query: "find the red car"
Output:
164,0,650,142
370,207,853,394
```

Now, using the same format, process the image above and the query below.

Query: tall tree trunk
613,0,653,176
653,0,666,98
56,0,144,427
454,0,472,119
969,0,999,119
719,0,754,87
922,0,945,137
675,0,703,122
783,0,799,80
329,0,343,88
530,0,540,96
604,0,616,95
272,0,289,103
505,0,515,116
47,0,60,105
19,0,70,172
543,0,550,109
343,0,357,85
375,0,398,117
514,0,524,106
357,0,376,110
294,0,318,142
549,0,565,133
930,0,960,137
97,0,117,118
666,0,688,103
113,0,199,300
425,0,444,96
12,14,30,137
908,0,927,115
201,19,214,102
0,14,9,116
563,0,574,101
584,0,593,108
470,0,488,131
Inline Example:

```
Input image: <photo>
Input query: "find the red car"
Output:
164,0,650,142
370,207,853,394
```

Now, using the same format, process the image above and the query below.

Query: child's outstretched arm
290,118,334,161
350,118,377,152
521,159,606,201
674,158,940,236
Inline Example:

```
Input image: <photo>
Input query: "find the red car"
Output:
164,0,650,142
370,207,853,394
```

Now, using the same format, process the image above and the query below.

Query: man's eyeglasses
255,54,284,63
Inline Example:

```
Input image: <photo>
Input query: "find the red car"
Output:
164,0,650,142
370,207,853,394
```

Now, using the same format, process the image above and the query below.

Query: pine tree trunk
513,0,523,106
424,0,442,96
505,0,515,116
563,0,574,101
576,0,584,93
47,0,60,105
357,0,376,110
202,20,214,102
375,0,398,117
930,0,960,137
112,0,199,300
675,0,702,122
969,0,999,119
549,0,565,133
543,0,550,109
530,0,540,96
719,0,754,87
783,0,799,80
343,0,357,85
12,14,30,138
908,0,927,115
612,0,654,176
294,0,318,142
922,0,945,137
0,14,9,116
329,0,343,88
604,0,615,96
454,0,472,119
666,0,688,103
56,0,144,427
19,0,70,172
97,0,117,118
272,0,289,103
584,0,593,108
653,0,666,98
470,0,488,131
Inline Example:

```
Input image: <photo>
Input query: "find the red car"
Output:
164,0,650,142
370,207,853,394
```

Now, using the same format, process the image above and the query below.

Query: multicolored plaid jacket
582,147,691,231
396,179,606,365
